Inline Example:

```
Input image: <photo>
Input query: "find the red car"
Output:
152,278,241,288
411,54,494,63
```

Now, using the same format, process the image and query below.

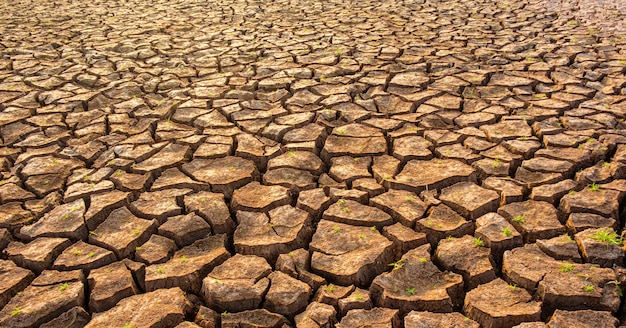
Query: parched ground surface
1,0,626,327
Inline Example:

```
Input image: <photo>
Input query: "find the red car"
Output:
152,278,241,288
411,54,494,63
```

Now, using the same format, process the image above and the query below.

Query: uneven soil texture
1,0,626,327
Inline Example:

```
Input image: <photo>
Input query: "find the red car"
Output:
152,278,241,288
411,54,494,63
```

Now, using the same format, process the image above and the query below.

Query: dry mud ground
1,0,626,327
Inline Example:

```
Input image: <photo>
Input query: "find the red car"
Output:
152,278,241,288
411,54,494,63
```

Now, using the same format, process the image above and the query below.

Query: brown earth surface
1,0,626,327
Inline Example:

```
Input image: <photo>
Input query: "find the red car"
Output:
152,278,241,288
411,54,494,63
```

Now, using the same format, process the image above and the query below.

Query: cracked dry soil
1,0,626,327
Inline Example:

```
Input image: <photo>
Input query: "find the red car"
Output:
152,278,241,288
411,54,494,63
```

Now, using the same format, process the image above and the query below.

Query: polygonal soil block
435,235,497,290
0,270,85,328
310,220,394,287
5,237,72,273
158,213,211,248
404,311,479,328
184,191,235,235
53,241,117,271
439,182,500,220
201,254,272,312
336,307,400,328
85,288,191,328
230,181,291,213
464,278,542,328
0,259,35,310
234,205,313,263
389,158,476,194
497,200,565,243
322,199,394,228
370,189,428,228
370,244,464,314
88,261,138,312
144,234,230,294
88,207,158,259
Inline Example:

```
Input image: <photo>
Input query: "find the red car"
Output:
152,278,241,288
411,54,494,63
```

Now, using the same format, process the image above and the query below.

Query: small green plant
222,311,228,316
287,150,296,157
560,234,573,243
568,190,577,195
583,285,595,293
10,307,21,316
370,226,377,231
123,323,132,328
358,233,366,240
388,258,407,271
608,280,623,297
502,227,513,237
509,283,518,292
180,255,188,263
589,183,600,192
473,237,484,247
560,263,574,272
418,257,428,263
491,157,501,168
325,284,335,292
135,247,141,252
132,228,141,236
590,228,623,248
332,226,341,233
157,266,164,274
73,249,82,256
88,251,95,258
512,215,526,224
341,207,350,213
59,283,69,291
337,199,345,206
406,287,416,295
354,293,363,300
288,251,294,257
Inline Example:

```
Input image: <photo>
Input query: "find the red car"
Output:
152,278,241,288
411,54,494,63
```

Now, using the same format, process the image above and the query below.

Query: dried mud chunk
382,222,428,258
296,188,332,221
201,254,272,313
370,189,428,228
502,245,561,291
88,261,138,313
134,234,177,265
231,181,291,213
415,204,474,247
221,309,289,328
0,259,35,310
267,151,325,175
464,278,542,328
536,235,582,262
404,311,479,328
158,213,211,248
475,213,523,263
391,136,434,162
575,228,624,268
130,188,192,223
321,135,387,163
439,182,500,220
144,235,230,294
336,307,400,328
40,306,90,328
264,271,311,317
559,188,621,220
370,244,464,314
234,206,312,263
85,287,191,328
498,200,565,243
184,191,234,235
5,237,71,273
0,270,84,328
181,156,259,198
435,235,497,290
310,220,394,287
566,213,617,234
84,190,130,230
537,263,620,313
390,159,476,194
295,302,337,328
263,167,316,191
338,288,373,316
132,143,190,174
322,199,394,228
88,207,158,259
53,241,116,271
19,198,87,241
546,310,618,328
